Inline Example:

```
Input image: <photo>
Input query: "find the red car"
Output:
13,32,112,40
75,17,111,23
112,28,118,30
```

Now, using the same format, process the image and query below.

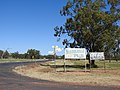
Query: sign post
53,46,57,71
85,59,87,72
63,57,66,72
64,48,87,72
104,59,106,72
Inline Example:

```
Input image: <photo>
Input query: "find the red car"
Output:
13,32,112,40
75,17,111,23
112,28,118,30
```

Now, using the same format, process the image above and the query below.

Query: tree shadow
40,63,98,69
50,65,88,69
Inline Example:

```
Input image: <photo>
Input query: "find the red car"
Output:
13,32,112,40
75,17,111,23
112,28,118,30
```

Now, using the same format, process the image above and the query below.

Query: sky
0,0,67,55
0,0,119,55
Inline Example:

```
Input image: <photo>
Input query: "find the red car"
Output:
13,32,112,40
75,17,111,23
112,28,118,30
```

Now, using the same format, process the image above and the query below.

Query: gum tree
54,0,120,65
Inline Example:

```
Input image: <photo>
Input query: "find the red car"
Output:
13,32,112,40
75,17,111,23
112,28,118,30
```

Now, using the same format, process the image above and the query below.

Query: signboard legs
53,47,56,71
63,59,66,72
104,59,106,73
85,59,87,72
90,59,91,72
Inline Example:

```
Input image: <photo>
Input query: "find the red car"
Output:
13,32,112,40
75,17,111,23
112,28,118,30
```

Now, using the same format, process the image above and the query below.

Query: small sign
65,48,86,59
90,52,105,60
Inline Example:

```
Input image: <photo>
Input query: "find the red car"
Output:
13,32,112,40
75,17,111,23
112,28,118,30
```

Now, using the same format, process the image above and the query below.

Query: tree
54,0,120,65
0,50,11,59
11,51,19,59
0,50,3,58
19,54,26,59
3,50,9,59
44,55,54,59
27,49,40,59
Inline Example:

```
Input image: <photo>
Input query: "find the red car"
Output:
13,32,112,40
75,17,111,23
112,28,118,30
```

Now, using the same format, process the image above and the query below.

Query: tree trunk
89,60,95,65
89,59,95,68
91,60,95,65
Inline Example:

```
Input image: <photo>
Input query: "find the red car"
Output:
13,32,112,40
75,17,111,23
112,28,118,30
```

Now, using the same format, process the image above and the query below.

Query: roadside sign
90,52,105,60
65,48,87,59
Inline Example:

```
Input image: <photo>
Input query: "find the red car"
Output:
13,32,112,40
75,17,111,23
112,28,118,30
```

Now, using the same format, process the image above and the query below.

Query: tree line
0,49,63,59
0,48,119,60
0,49,40,59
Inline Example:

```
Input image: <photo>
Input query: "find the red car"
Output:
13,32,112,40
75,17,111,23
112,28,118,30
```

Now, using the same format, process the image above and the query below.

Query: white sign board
65,48,86,59
90,52,105,60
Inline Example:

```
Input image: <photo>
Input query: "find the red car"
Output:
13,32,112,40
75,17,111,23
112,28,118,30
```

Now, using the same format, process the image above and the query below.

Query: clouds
48,51,54,55
56,47,63,52
48,46,63,55
52,46,63,52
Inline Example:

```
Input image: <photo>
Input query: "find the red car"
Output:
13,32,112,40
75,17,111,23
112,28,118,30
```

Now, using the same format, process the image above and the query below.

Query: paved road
0,61,119,90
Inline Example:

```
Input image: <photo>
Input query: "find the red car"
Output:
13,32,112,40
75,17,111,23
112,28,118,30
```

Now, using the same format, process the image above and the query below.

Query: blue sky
0,0,67,55
0,0,119,55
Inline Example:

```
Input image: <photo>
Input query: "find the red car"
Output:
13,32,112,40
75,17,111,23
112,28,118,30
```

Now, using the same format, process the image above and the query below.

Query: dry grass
13,62,120,87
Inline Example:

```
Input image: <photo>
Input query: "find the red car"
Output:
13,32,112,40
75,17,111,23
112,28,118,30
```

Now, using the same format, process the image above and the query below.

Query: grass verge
13,60,120,87
0,59,43,63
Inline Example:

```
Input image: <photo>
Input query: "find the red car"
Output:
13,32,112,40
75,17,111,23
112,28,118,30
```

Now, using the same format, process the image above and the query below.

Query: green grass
95,60,120,69
47,59,120,71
